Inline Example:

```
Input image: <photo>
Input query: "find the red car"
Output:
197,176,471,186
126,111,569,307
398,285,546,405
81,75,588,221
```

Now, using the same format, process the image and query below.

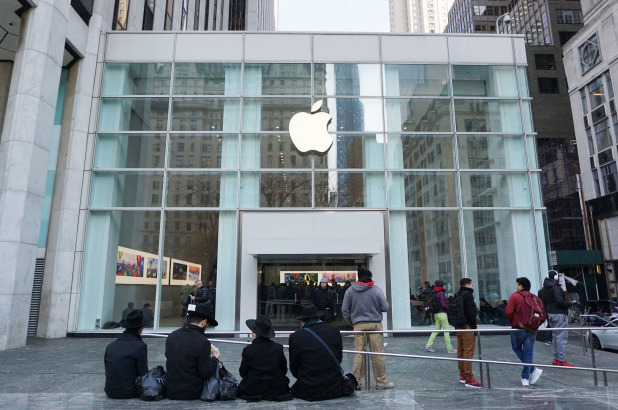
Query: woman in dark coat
238,317,292,401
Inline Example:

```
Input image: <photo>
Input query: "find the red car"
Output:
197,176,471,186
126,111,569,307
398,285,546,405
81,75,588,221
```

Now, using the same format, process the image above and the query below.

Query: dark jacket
195,286,212,305
104,330,148,399
238,337,290,401
142,307,154,328
311,287,334,312
433,287,449,313
165,323,219,400
454,287,477,329
289,322,344,401
538,278,570,315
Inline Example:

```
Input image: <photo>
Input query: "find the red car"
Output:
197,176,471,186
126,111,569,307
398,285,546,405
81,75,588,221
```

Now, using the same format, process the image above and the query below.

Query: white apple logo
289,100,333,154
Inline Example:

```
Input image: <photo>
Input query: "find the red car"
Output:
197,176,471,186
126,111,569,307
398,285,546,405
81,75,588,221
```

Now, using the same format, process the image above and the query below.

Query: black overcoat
104,330,148,399
237,337,290,400
289,322,344,401
165,323,218,400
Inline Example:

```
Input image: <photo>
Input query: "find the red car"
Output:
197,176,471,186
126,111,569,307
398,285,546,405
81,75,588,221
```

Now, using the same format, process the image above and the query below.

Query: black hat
296,304,324,321
434,280,445,287
187,303,218,327
358,267,372,282
123,309,146,329
246,316,275,338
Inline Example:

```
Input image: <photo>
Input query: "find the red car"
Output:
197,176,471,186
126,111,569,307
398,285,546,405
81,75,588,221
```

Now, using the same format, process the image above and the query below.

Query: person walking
538,271,574,366
425,280,456,354
506,277,544,387
450,278,482,389
312,277,335,323
341,267,394,390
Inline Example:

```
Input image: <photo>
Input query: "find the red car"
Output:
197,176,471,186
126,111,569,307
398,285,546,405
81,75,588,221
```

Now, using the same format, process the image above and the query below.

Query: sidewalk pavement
0,331,617,409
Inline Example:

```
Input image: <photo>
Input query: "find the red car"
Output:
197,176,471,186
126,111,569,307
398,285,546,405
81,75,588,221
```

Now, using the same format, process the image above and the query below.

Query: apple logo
289,100,333,154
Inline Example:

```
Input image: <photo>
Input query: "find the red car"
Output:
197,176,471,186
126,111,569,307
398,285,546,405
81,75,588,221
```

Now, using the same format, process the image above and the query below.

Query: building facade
390,0,455,33
563,0,618,300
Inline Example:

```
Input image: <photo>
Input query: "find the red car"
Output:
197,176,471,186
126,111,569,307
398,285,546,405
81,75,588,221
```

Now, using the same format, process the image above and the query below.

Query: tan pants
456,325,476,380
353,322,388,386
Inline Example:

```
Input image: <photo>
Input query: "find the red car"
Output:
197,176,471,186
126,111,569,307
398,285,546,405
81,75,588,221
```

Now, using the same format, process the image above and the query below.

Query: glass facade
80,59,546,330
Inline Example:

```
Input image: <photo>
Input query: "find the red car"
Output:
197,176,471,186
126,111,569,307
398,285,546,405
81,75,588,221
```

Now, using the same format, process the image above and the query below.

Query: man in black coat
104,309,148,399
311,278,335,323
165,303,220,400
238,316,291,401
289,305,345,401
538,271,574,366
451,278,482,389
193,280,212,307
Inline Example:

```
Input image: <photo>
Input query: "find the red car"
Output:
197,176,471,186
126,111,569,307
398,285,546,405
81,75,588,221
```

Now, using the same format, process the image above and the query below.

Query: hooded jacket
432,286,449,313
538,277,571,315
341,282,389,324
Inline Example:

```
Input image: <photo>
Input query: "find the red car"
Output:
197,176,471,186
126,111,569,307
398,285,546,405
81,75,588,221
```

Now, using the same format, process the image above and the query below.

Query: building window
592,169,601,197
181,0,188,30
164,0,174,30
595,118,612,151
559,31,577,46
204,0,210,30
194,0,200,30
587,76,605,109
176,156,184,166
601,162,618,194
142,0,155,30
556,9,583,24
535,54,555,70
579,33,602,74
113,0,131,30
538,78,559,94
228,0,246,30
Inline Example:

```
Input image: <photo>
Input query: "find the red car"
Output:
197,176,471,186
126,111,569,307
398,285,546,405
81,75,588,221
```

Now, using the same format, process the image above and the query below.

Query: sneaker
355,383,362,391
521,378,530,387
425,346,435,353
459,375,466,384
464,378,482,389
448,347,457,354
552,359,559,365
530,368,543,385
558,360,574,367
376,382,395,390
544,340,552,346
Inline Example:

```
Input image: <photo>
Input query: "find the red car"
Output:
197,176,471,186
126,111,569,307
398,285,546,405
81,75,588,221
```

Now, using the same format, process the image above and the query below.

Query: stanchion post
589,329,598,386
364,332,371,391
580,330,587,355
476,331,489,389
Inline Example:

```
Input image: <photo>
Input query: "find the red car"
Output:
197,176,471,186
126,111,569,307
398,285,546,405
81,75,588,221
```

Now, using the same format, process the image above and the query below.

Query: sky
277,0,391,32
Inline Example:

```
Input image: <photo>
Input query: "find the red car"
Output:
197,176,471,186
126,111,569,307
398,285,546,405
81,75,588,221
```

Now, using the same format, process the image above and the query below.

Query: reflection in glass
95,134,166,168
518,67,530,98
328,134,385,169
452,65,518,97
315,64,381,96
315,171,385,208
91,171,163,207
388,172,457,207
454,100,522,133
242,98,312,132
102,63,172,95
385,98,451,132
172,98,240,132
460,172,530,207
457,135,526,169
167,172,237,207
243,64,312,95
174,63,241,95
323,98,383,133
240,172,313,207
387,134,455,169
169,134,238,169
241,134,312,169
99,98,169,132
384,65,449,96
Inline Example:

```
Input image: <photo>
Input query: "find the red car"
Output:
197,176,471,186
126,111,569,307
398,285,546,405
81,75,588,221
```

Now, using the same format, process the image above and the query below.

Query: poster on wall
320,271,357,283
170,258,202,286
116,246,170,285
279,271,357,284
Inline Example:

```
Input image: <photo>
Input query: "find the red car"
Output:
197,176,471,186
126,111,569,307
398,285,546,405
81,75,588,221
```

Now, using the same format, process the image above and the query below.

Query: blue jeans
510,330,536,379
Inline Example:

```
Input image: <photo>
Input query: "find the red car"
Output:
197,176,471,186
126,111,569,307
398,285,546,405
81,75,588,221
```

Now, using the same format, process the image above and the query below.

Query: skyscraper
390,0,454,34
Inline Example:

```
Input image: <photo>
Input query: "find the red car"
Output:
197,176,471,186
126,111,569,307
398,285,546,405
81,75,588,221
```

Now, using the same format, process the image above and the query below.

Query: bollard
580,330,587,355
589,329,598,387
476,331,490,389
364,332,371,391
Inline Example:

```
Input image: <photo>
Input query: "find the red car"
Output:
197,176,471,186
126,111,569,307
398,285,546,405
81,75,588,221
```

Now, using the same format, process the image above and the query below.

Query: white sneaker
376,382,395,390
521,378,529,387
529,368,542,385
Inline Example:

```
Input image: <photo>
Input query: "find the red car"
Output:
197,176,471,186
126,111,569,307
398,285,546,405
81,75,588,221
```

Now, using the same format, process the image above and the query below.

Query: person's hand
211,344,220,359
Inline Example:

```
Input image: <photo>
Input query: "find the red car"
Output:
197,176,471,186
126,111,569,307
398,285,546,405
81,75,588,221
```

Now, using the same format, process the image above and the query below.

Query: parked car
589,318,618,351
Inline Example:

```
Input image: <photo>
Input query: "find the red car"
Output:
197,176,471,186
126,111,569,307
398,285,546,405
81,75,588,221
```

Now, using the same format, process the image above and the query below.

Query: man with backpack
425,280,456,354
538,271,575,366
505,277,546,387
449,278,481,389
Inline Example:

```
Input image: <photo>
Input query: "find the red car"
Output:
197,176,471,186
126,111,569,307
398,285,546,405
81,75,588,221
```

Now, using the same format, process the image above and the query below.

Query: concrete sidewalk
0,332,617,409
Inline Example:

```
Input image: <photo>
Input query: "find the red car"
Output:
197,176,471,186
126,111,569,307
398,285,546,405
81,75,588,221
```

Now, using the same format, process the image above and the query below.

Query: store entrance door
257,256,367,330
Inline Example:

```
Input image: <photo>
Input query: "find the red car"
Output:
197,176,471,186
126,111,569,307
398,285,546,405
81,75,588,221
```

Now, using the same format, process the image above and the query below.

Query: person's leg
353,323,369,384
521,331,536,379
367,322,388,385
547,314,559,358
461,330,476,380
554,314,569,363
426,316,441,348
511,330,527,379
436,313,452,350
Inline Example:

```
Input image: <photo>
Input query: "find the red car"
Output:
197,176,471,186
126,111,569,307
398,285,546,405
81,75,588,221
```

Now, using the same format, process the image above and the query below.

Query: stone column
0,0,68,350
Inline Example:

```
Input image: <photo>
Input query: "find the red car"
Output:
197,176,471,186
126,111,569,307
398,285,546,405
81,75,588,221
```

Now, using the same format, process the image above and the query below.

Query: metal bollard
364,332,371,391
589,329,598,387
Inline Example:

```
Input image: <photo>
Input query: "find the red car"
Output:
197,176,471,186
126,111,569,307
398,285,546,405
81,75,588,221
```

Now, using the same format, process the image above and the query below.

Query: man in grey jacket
342,267,394,390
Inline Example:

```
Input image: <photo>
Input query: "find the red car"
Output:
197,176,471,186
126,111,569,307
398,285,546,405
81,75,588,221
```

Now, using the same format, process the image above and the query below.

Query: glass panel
243,63,312,95
531,171,542,206
383,64,449,96
78,210,161,330
241,133,312,169
172,98,240,132
161,211,222,328
240,171,313,207
454,100,522,133
518,67,530,98
460,172,531,207
388,172,457,207
320,98,384,133
387,134,455,169
169,134,238,169
314,64,381,96
315,171,386,207
463,210,539,317
242,97,312,132
385,98,451,132
594,118,612,151
330,134,385,169
94,134,166,168
167,172,237,207
91,171,163,207
99,98,169,131
453,65,518,97
173,63,241,95
527,135,539,168
457,135,526,169
102,63,172,95
388,210,461,327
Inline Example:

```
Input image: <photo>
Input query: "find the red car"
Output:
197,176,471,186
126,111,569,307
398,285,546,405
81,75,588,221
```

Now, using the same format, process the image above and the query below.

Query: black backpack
447,293,465,326
426,292,441,314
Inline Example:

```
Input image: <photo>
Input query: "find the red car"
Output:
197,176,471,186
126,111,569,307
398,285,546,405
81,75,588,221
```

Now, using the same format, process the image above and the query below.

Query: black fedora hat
187,303,218,327
296,304,324,321
246,316,275,338
123,309,146,329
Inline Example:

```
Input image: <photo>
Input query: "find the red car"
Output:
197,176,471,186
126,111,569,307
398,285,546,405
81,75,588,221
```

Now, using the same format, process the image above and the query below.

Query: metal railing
147,326,618,390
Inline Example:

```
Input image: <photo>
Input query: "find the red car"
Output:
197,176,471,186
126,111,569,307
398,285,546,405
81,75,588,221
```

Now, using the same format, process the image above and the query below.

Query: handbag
303,327,358,395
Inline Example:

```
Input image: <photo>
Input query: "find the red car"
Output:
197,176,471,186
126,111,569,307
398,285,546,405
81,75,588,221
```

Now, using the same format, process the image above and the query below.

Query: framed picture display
170,258,202,286
116,246,170,285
